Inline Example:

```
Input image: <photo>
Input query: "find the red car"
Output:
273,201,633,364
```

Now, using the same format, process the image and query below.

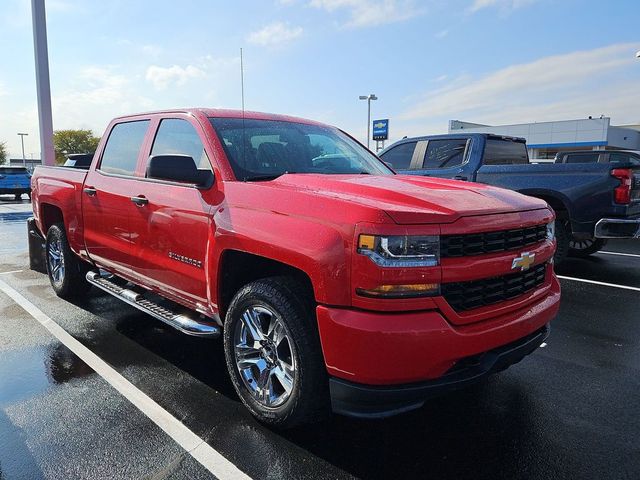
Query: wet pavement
0,198,639,479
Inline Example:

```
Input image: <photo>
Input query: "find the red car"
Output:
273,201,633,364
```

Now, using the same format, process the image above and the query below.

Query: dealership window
379,141,416,170
422,139,467,168
151,118,211,170
99,120,150,175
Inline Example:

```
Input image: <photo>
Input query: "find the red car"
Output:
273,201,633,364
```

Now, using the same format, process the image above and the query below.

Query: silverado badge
512,252,535,271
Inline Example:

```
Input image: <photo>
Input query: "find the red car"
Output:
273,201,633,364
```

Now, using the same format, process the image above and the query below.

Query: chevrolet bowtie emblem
512,252,535,271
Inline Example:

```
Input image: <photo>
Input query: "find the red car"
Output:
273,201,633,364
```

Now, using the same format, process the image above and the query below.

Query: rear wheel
46,223,91,298
569,237,607,258
223,276,329,428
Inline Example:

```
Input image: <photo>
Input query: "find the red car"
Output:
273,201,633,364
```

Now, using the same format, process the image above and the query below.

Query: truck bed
31,166,88,254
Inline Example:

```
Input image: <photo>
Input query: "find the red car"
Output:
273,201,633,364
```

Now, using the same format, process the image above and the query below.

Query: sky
0,0,639,158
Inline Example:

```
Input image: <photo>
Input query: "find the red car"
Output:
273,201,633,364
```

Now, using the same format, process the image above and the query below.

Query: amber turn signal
355,283,440,299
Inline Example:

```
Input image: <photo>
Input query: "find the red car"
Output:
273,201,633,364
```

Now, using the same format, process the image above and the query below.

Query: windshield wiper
242,174,284,182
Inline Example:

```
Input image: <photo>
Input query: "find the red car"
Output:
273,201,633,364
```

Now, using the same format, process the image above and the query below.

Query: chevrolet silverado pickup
380,134,640,261
30,109,560,427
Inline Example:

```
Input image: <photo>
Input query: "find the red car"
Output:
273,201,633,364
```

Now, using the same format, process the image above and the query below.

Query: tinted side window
483,139,528,165
100,120,150,175
423,139,467,168
564,153,600,163
380,142,416,170
151,118,211,170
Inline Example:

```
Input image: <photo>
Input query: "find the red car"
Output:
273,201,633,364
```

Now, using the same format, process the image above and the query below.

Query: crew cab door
128,116,218,308
83,119,151,272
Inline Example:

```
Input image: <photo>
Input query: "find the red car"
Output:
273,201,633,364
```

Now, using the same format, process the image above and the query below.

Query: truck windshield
483,139,529,165
209,117,393,181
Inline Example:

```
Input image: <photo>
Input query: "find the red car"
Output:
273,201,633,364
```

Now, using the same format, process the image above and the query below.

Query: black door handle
130,196,148,206
83,187,97,196
454,175,468,181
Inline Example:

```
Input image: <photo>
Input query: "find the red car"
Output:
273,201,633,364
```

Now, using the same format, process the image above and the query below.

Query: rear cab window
99,120,150,175
0,167,29,175
562,153,600,164
609,153,640,165
483,139,529,165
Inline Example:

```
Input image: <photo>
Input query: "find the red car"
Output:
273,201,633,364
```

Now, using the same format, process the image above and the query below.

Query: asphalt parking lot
0,196,639,480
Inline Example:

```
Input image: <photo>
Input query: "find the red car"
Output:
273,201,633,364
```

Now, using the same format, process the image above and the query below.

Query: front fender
211,206,352,306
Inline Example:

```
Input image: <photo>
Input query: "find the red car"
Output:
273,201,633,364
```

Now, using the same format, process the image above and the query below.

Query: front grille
442,264,546,312
441,224,547,257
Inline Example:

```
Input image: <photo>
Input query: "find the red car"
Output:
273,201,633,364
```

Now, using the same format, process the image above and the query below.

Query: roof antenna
240,47,247,178
240,47,245,113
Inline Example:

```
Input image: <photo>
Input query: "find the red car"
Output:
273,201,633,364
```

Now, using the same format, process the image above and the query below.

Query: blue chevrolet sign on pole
372,119,389,152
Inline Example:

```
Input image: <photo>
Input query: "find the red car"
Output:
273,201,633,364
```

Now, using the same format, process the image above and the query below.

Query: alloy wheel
233,305,296,408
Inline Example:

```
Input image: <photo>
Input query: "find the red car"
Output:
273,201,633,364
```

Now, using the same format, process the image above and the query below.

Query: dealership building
449,117,640,160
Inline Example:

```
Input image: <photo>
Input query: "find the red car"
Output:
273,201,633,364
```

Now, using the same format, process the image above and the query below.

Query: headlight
357,234,440,267
546,221,555,241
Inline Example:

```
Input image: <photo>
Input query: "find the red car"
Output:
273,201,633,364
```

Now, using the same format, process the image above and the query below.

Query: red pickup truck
30,108,560,427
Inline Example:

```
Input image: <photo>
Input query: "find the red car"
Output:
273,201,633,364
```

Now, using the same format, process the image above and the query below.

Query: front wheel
569,237,607,258
223,277,329,428
46,223,91,298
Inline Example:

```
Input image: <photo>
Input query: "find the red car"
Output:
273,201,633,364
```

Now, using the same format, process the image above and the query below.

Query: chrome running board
86,271,220,337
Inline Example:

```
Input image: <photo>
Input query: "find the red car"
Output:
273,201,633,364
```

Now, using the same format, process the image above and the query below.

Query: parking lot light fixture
18,133,28,167
359,94,378,149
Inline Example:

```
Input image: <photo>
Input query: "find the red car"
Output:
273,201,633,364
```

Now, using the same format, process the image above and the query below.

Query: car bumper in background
595,217,640,239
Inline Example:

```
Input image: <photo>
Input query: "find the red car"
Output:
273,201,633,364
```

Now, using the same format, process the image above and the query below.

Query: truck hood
268,174,548,224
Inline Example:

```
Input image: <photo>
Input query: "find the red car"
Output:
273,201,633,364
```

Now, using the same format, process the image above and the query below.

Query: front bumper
0,187,30,195
330,324,550,418
316,272,560,417
594,217,640,239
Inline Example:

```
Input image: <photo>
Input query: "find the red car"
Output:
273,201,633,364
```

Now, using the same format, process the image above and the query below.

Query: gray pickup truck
380,134,640,263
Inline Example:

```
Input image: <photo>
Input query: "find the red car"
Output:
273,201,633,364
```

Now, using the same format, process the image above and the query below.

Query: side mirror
146,155,213,187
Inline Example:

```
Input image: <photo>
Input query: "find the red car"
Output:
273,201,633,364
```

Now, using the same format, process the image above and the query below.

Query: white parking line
597,251,640,259
0,270,23,275
557,275,640,292
0,278,251,480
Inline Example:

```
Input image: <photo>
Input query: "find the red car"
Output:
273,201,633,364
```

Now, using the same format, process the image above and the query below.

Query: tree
53,129,100,164
0,141,7,165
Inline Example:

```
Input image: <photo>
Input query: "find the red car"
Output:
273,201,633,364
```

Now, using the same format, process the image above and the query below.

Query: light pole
18,133,28,167
359,94,378,149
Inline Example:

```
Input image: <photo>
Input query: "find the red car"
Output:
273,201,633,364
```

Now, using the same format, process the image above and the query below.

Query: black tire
223,276,330,429
553,219,570,266
569,238,607,258
45,223,92,298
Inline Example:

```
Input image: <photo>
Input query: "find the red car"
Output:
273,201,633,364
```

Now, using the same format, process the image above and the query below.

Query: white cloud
309,0,424,28
145,64,205,90
53,66,154,133
247,22,303,46
435,29,449,39
468,0,538,13
0,81,7,96
400,43,640,126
